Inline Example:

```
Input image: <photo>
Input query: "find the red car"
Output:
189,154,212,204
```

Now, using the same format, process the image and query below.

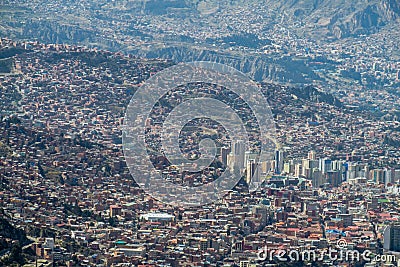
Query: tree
9,241,24,265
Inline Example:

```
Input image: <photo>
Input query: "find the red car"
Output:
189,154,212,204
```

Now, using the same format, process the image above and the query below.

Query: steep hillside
0,215,32,266
195,0,400,38
271,0,400,38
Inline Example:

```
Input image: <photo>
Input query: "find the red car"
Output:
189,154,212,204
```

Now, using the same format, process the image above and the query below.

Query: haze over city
1,1,400,266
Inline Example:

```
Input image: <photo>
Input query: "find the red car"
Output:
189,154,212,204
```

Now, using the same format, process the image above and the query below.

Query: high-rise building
283,162,294,174
303,168,312,179
311,168,324,188
302,159,311,176
220,147,231,167
260,161,271,174
310,160,319,169
227,153,235,172
326,170,341,187
384,168,396,185
364,165,370,180
370,169,385,184
332,160,346,172
275,150,284,174
232,140,246,169
346,163,367,181
319,158,332,174
302,159,319,177
384,223,400,252
294,163,302,178
245,151,258,167
246,159,260,185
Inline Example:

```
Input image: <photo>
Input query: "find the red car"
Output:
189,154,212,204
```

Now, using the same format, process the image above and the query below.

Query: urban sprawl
0,38,400,266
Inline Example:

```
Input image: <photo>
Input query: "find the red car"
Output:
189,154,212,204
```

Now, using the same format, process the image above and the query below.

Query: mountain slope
192,0,400,38
288,0,400,38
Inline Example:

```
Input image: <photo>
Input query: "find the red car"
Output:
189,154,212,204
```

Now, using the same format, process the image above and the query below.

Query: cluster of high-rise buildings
223,142,400,192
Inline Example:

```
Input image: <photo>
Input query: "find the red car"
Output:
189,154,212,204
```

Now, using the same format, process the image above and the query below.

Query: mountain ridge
185,0,400,39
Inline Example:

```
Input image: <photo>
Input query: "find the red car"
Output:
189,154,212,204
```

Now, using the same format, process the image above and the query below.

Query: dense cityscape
0,37,399,266
1,0,400,266
3,0,400,90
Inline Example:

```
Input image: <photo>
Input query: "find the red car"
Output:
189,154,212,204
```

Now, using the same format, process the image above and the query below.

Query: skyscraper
275,150,284,174
311,168,324,188
246,159,260,185
319,158,332,174
220,147,231,167
384,223,400,252
370,169,385,184
326,170,341,187
294,163,302,178
244,151,257,166
232,140,246,169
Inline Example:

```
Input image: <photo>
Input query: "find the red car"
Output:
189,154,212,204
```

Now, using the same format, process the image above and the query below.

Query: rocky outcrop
130,45,320,83
330,0,400,38
263,0,400,38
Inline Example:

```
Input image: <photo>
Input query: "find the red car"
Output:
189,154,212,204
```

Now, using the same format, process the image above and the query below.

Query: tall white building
246,159,260,185
230,140,246,170
275,150,284,174
319,158,332,174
